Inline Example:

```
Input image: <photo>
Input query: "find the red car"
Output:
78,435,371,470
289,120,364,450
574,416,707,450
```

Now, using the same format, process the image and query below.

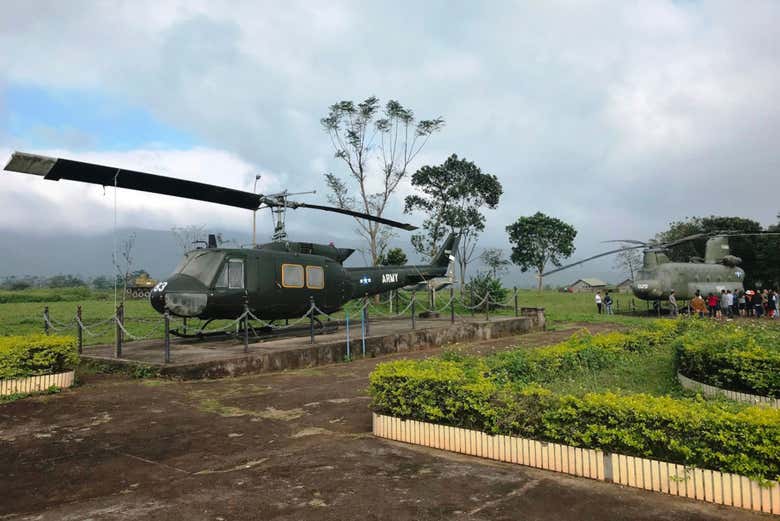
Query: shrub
370,358,780,481
486,320,682,384
464,273,507,311
0,334,79,379
675,321,780,397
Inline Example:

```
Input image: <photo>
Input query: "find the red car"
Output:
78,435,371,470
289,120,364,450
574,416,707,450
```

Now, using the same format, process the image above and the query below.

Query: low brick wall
0,370,75,396
373,413,780,515
677,372,779,409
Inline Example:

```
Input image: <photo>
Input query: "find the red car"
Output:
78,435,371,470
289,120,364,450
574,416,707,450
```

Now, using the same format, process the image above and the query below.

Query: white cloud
1,0,779,282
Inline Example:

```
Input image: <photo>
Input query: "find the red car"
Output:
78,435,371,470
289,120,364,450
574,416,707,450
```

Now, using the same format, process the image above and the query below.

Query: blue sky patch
3,83,197,151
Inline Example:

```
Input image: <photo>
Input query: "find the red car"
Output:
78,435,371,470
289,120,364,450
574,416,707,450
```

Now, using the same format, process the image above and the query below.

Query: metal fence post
469,288,475,317
243,303,249,353
164,310,171,363
361,303,366,357
44,306,50,335
364,297,370,336
450,286,455,323
115,304,123,358
513,287,518,317
485,294,489,322
411,291,416,329
309,297,315,345
182,316,188,336
345,310,350,360
394,290,399,315
76,305,83,354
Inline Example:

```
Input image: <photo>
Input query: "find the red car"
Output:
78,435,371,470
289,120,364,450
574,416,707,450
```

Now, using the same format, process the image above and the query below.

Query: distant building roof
616,278,633,287
572,278,607,287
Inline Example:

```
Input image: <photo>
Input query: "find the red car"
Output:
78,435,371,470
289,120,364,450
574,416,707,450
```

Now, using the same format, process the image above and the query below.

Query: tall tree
506,212,577,292
404,154,502,287
322,97,444,265
479,248,510,279
378,247,408,266
613,246,642,280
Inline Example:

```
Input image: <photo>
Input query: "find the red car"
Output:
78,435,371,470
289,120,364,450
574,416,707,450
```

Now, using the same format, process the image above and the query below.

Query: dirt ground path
0,324,759,520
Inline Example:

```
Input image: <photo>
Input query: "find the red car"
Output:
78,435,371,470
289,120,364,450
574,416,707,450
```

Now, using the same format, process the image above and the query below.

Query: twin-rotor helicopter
4,151,459,327
544,232,779,302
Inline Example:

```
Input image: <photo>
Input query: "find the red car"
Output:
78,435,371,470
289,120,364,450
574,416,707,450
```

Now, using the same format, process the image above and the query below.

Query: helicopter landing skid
170,319,338,342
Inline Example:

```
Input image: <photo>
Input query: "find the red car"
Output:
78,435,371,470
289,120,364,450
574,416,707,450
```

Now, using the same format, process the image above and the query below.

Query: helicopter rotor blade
289,202,418,231
542,244,645,277
4,151,262,210
601,239,648,245
657,233,709,249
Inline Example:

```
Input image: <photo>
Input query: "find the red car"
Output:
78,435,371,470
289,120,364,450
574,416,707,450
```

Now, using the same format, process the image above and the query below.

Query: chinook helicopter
544,232,779,302
4,151,459,325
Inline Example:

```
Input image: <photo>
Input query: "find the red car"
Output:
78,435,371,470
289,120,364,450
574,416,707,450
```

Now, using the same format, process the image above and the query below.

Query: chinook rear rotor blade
542,244,645,277
4,151,262,210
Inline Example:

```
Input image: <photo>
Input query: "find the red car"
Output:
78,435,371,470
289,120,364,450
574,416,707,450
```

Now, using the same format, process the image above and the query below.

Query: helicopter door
212,258,246,317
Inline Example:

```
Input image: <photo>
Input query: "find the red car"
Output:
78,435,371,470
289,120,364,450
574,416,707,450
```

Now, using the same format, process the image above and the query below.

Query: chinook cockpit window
215,259,245,289
174,251,225,285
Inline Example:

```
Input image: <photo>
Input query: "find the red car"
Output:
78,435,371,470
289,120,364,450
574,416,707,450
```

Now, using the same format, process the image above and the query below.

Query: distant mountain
0,227,625,286
0,227,247,279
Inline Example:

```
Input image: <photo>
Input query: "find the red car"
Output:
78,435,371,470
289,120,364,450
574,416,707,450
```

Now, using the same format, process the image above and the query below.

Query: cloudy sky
1,1,778,284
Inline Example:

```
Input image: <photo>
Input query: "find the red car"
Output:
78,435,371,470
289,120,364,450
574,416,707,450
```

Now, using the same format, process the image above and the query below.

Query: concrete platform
81,310,545,379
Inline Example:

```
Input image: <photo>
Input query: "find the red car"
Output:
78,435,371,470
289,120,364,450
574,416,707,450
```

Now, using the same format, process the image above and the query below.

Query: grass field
0,287,648,345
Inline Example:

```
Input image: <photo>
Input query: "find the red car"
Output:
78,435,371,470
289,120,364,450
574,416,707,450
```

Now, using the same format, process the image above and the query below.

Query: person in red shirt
707,293,719,318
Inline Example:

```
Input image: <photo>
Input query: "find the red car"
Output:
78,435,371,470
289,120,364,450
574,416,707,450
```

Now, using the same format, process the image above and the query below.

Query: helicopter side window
282,264,304,288
228,259,245,289
306,266,324,289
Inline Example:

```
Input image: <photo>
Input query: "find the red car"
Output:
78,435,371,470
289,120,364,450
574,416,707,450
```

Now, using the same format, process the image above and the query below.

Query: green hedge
675,322,780,398
0,334,79,379
371,322,780,481
370,358,780,481
445,320,682,385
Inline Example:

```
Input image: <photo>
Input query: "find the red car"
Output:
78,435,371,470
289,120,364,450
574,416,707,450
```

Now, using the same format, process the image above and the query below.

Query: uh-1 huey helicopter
4,151,459,327
543,231,780,304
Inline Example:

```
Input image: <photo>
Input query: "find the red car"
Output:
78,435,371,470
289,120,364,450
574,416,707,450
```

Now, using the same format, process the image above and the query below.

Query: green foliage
0,334,79,379
506,212,577,291
370,321,780,480
0,287,106,304
479,248,510,278
404,154,502,261
676,320,780,397
378,248,408,266
464,272,507,311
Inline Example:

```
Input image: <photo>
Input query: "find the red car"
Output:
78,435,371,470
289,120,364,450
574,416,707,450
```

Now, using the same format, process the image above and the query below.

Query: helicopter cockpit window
228,259,245,289
282,264,304,288
306,266,324,289
176,251,225,285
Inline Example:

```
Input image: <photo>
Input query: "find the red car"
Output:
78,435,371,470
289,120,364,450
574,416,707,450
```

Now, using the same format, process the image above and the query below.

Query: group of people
687,289,778,319
593,288,779,319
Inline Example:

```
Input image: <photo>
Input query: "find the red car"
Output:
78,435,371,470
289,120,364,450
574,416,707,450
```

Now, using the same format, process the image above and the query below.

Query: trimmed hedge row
0,334,79,379
675,321,780,398
445,320,681,385
370,322,780,481
370,358,780,481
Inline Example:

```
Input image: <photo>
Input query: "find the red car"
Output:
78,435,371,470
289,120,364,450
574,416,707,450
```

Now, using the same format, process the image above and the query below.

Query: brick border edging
677,372,780,409
372,413,780,515
0,370,75,396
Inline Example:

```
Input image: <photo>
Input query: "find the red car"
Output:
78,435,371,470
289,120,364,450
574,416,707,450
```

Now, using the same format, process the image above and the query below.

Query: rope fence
35,287,531,364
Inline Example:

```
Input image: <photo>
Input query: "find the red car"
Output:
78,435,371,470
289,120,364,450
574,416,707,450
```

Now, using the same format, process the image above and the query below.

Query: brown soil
0,324,757,520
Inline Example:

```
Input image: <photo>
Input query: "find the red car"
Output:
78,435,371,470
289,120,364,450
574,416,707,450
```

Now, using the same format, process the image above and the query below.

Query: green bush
482,320,682,384
370,358,780,481
675,321,780,397
0,334,79,379
464,273,507,311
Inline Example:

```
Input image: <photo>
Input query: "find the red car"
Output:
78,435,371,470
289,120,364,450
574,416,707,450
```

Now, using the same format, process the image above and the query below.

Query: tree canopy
506,212,577,291
404,154,502,287
378,247,408,266
322,97,444,265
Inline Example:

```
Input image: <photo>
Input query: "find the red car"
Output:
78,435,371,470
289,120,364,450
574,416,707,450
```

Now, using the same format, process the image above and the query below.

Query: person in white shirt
669,290,678,317
595,291,603,314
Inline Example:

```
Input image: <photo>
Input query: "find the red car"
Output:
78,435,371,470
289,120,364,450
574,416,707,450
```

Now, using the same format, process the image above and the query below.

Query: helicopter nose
150,275,208,317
